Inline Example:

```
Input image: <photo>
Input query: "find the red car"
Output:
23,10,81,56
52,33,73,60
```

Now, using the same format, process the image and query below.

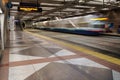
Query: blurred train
35,27,104,35
34,15,108,35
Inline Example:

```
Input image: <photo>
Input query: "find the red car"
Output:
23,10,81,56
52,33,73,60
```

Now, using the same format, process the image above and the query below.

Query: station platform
0,30,120,80
102,33,120,37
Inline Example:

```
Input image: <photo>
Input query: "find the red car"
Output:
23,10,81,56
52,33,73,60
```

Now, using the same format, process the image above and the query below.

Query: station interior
0,0,120,80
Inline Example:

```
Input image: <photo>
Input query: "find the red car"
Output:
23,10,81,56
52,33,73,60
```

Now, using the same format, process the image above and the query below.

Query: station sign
18,7,42,12
18,2,42,12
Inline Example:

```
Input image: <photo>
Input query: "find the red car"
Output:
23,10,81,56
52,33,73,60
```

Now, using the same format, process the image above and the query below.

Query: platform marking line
25,30,120,66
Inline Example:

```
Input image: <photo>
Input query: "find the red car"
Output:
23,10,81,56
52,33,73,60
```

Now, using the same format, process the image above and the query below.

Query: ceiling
10,0,120,22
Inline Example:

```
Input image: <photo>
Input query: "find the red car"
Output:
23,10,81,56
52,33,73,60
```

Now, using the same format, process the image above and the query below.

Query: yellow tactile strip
25,30,120,66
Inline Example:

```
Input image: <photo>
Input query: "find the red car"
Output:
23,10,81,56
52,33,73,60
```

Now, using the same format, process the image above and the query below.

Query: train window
90,20,106,28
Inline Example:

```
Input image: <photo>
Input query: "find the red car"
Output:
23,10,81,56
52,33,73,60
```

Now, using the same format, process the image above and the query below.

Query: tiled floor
0,31,120,80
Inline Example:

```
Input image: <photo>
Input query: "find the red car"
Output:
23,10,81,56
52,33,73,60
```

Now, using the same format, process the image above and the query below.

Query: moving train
35,27,105,36
34,15,107,35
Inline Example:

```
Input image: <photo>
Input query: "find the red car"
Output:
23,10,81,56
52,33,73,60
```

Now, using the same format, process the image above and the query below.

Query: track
28,29,120,58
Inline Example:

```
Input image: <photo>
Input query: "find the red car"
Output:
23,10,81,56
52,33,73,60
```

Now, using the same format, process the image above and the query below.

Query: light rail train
34,15,107,35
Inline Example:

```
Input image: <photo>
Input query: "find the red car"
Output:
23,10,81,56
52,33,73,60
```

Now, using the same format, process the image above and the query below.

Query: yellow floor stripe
25,30,120,65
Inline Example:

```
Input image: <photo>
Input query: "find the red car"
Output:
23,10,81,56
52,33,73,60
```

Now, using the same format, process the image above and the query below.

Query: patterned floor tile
24,62,113,80
8,31,120,80
112,70,120,80
9,65,35,80
13,46,53,57
56,58,109,69
50,49,75,57
9,54,29,62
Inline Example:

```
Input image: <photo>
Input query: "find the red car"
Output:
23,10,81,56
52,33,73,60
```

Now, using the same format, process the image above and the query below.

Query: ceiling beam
11,0,66,4
27,1,106,20
28,0,79,20
12,2,95,10
10,0,108,21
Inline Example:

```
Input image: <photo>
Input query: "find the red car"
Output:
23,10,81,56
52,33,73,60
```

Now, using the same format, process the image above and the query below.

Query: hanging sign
18,2,42,12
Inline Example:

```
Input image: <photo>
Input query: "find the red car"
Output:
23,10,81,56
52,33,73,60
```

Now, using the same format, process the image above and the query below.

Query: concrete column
0,14,5,50
4,9,9,47
9,16,15,30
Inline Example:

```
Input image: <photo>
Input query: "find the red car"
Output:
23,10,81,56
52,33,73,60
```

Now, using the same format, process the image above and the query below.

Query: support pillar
0,14,5,50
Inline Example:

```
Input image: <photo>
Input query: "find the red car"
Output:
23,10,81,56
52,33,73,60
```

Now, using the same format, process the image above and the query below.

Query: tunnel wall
100,9,120,33
107,11,120,33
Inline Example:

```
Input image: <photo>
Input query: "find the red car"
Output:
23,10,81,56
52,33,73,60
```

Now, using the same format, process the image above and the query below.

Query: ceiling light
41,3,62,6
11,2,19,5
79,0,85,3
12,6,18,9
101,8,109,10
10,11,18,13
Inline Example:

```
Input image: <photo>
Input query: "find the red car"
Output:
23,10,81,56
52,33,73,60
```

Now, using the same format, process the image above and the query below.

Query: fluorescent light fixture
63,8,80,11
11,6,18,9
10,11,18,13
101,8,109,10
0,8,3,13
41,3,62,6
75,5,93,8
11,2,19,5
43,7,54,10
23,16,31,18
